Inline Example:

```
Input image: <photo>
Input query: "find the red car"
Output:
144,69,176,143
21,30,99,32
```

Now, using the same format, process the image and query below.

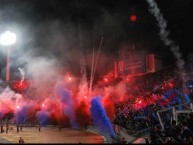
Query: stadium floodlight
0,30,17,81
0,31,16,46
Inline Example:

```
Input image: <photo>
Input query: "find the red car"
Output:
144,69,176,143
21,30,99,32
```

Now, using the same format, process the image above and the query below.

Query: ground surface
0,126,104,143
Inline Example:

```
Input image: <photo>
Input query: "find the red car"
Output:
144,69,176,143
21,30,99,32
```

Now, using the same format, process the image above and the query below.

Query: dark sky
0,0,193,78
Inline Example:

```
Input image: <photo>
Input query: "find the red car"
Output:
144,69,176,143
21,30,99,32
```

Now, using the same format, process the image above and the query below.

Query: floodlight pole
6,48,10,81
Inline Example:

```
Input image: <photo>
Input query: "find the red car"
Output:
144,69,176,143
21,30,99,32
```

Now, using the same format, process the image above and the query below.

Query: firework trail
18,67,25,85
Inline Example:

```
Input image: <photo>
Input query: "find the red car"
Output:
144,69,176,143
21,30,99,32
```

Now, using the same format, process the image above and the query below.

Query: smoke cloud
90,96,116,139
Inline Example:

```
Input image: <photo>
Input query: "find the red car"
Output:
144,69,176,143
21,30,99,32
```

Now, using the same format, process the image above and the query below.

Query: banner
117,59,146,76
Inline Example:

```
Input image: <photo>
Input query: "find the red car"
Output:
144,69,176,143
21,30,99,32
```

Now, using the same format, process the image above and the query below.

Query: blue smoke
0,112,4,119
90,96,116,139
55,84,78,128
57,85,72,103
35,110,50,126
15,105,30,124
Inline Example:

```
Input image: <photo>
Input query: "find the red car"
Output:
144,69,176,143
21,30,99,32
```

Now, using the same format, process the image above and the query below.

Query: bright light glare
0,31,17,46
84,96,87,99
68,77,72,81
104,78,108,82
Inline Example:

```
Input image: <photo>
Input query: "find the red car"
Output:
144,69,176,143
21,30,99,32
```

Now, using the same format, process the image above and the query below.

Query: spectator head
171,120,176,125
181,121,188,127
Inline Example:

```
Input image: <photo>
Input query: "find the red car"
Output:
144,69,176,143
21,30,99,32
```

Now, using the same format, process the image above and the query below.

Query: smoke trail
79,54,88,99
89,36,103,98
18,67,25,85
90,96,116,139
146,0,185,72
92,37,103,85
89,47,95,97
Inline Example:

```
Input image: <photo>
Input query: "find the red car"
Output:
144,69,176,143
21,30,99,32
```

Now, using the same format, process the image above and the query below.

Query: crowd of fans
149,113,193,144
110,65,193,143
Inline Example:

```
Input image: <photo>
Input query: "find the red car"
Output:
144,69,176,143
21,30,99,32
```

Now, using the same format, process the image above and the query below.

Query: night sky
0,0,193,79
